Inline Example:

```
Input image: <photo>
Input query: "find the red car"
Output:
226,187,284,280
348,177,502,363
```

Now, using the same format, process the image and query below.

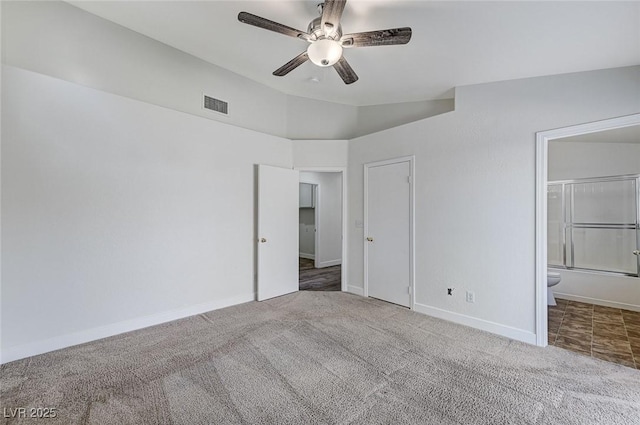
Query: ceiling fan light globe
307,39,343,67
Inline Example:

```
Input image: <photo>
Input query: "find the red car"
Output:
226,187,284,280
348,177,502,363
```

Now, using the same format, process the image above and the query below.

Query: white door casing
364,156,415,308
534,114,640,346
257,164,299,301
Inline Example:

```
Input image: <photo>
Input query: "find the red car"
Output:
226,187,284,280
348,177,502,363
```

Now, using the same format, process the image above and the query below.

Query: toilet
547,271,561,306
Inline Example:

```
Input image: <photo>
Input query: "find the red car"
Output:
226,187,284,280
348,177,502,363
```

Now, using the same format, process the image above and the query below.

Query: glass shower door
548,175,640,277
569,178,638,275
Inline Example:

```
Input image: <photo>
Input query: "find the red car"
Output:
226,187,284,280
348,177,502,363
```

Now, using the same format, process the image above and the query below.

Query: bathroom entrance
536,114,640,369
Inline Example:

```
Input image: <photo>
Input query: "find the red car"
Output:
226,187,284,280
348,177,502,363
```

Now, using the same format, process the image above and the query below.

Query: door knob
260,238,267,243
633,250,640,256
366,237,374,242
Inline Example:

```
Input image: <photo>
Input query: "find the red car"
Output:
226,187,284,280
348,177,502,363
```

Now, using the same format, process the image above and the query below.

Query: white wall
299,172,343,268
549,141,640,180
354,99,456,138
348,66,640,343
292,140,349,169
548,140,640,311
1,0,288,138
1,66,292,362
285,97,455,140
286,96,358,140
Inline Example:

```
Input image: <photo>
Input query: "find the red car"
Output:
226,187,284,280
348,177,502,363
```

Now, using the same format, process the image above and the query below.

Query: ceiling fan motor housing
307,16,342,41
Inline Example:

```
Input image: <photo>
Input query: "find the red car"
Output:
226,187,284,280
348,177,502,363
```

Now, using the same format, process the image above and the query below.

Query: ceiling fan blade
341,27,412,48
321,0,347,33
238,12,309,40
273,51,309,76
333,56,358,84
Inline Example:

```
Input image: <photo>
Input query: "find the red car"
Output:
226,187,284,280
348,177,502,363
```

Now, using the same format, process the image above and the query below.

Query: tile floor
548,298,640,369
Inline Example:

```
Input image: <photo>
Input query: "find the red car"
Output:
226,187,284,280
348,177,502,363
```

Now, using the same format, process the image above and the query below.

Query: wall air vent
203,95,228,115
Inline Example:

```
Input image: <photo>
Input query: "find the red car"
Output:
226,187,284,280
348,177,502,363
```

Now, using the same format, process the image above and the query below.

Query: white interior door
365,158,413,307
258,165,299,301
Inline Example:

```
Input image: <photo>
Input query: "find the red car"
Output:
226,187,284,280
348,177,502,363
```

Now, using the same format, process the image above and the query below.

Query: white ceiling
69,1,640,106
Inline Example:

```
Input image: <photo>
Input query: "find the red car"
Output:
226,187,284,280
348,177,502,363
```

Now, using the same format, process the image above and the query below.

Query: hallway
298,258,341,291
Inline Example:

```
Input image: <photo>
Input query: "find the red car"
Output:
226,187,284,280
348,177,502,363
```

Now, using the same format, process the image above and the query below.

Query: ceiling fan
238,0,412,84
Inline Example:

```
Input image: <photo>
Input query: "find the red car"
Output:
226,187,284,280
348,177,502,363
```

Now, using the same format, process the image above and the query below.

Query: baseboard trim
347,285,364,296
0,292,256,365
554,292,640,312
413,303,537,345
316,259,341,268
299,253,315,260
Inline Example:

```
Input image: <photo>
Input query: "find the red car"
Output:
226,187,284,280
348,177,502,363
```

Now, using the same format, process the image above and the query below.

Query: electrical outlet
466,291,475,303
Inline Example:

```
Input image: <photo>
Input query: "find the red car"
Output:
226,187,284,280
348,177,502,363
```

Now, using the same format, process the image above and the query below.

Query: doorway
364,156,415,308
297,169,346,292
535,113,640,348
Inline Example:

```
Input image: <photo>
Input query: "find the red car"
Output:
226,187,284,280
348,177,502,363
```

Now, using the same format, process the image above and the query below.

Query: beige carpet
1,291,639,424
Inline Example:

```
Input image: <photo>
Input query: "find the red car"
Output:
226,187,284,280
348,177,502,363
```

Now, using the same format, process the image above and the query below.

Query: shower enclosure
548,174,640,277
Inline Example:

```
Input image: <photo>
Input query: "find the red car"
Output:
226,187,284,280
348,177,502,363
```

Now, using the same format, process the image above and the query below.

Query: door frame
312,183,319,267
534,113,640,346
364,156,416,309
296,167,347,292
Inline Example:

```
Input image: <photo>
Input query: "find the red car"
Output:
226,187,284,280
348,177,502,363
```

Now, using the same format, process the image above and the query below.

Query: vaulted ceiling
69,1,640,106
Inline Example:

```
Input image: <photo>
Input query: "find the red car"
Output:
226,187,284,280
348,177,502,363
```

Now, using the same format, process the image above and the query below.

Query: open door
257,164,299,301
